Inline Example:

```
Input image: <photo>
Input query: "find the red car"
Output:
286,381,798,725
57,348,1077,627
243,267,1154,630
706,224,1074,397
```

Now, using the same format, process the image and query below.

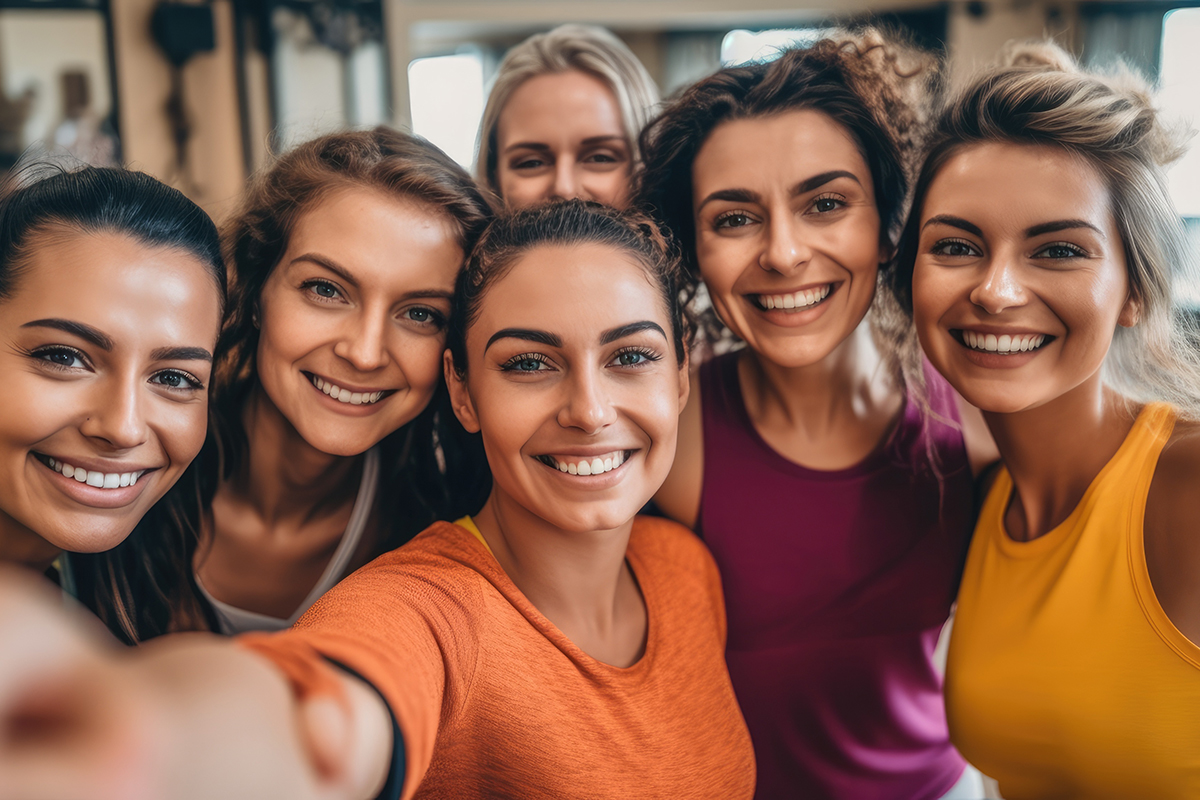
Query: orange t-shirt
241,516,756,800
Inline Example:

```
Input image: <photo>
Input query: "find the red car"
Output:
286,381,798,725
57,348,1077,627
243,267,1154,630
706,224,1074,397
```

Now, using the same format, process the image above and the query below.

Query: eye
512,156,548,171
714,211,756,230
30,346,88,370
610,347,661,368
150,369,204,392
501,352,554,373
930,238,981,258
809,194,846,214
402,306,445,328
302,279,343,302
1033,242,1087,259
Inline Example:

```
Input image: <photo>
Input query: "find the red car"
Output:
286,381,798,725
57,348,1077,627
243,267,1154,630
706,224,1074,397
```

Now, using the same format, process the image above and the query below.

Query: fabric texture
242,515,756,800
947,403,1200,799
698,351,973,800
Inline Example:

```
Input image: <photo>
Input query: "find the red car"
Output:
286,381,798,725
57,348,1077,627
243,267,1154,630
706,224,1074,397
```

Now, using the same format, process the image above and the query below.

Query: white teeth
759,284,832,313
545,451,627,476
309,375,385,405
44,457,146,489
962,331,1047,354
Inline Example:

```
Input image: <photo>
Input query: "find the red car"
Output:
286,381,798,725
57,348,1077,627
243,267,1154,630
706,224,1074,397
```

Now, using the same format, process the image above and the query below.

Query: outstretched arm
0,566,392,800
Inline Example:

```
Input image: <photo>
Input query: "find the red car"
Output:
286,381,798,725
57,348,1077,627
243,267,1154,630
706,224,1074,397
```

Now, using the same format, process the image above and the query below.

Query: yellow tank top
946,403,1200,799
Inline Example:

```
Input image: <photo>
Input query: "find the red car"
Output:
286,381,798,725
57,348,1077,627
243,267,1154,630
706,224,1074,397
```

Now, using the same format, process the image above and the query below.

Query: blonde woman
899,42,1200,799
475,24,659,209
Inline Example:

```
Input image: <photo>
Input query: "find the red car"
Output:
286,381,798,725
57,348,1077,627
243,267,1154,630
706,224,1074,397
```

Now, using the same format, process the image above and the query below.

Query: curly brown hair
636,28,937,378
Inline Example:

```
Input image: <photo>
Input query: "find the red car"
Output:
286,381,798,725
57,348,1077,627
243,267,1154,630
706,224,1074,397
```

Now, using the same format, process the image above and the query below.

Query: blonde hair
894,41,1200,419
475,24,660,194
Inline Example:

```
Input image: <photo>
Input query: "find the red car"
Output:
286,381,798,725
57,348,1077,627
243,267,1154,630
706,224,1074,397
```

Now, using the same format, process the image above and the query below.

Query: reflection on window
721,29,828,66
408,53,484,169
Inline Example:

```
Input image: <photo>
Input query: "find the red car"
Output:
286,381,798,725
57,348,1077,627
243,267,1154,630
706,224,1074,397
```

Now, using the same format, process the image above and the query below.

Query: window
1159,7,1200,305
408,52,485,169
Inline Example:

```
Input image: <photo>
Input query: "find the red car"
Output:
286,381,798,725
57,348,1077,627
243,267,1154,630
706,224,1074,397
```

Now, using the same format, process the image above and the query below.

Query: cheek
396,335,448,393
156,400,210,468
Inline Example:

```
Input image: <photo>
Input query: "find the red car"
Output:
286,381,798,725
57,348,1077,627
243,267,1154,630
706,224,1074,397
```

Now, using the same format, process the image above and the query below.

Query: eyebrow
696,170,862,212
291,253,454,301
1025,219,1104,239
503,135,626,155
600,321,668,345
21,318,113,350
922,214,984,238
485,328,563,352
151,346,213,362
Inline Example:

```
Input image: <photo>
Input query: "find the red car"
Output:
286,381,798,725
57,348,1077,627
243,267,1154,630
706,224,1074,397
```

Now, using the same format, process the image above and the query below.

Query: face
494,70,633,210
911,142,1136,414
255,188,463,457
691,109,887,368
0,230,220,560
448,242,688,533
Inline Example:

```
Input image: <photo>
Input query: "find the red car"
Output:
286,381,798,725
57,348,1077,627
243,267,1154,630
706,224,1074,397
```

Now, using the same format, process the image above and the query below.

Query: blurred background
0,0,1197,280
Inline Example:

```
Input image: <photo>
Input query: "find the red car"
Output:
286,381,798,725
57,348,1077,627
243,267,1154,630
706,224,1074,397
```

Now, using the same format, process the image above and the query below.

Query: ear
444,349,481,433
677,351,691,411
1117,292,1141,328
877,238,895,267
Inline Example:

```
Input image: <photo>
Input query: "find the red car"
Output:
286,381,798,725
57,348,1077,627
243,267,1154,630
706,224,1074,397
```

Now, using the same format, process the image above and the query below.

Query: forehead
283,187,462,289
6,229,221,339
923,142,1113,231
692,109,873,196
497,70,625,145
471,242,666,338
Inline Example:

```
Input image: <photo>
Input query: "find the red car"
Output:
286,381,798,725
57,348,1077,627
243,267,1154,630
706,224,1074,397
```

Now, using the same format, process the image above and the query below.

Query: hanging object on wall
151,2,215,193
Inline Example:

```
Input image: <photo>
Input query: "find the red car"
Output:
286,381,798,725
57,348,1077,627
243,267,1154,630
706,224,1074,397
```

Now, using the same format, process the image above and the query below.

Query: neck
743,323,896,433
227,384,363,526
473,490,634,633
985,375,1136,541
0,514,62,573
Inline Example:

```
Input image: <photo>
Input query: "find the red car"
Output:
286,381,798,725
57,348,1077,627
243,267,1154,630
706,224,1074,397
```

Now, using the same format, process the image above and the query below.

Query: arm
0,567,392,800
653,370,704,529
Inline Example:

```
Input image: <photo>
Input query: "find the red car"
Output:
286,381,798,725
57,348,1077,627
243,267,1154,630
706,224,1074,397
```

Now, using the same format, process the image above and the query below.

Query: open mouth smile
753,283,834,312
306,373,392,406
954,330,1052,354
535,450,633,476
34,453,152,489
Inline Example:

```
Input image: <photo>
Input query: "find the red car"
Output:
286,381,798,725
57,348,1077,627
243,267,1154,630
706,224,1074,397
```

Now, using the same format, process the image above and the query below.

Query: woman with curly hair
639,32,995,799
901,42,1200,799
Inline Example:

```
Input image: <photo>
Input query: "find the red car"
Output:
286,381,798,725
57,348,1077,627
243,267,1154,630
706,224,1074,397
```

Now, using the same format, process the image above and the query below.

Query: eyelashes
23,346,205,392
498,346,663,373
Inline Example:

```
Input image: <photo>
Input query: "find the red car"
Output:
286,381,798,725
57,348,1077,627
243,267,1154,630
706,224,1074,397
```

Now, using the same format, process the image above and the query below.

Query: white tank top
196,447,381,635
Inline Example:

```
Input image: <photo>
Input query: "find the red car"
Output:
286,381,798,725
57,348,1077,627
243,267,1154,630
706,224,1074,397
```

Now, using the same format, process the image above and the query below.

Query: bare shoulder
1143,418,1200,644
653,367,704,530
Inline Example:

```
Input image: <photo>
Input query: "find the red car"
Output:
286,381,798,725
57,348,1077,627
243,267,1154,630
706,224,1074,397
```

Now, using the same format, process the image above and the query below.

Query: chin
47,520,139,554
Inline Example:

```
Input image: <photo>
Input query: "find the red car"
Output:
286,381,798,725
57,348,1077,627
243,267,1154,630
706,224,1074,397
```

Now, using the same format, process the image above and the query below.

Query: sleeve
238,549,481,800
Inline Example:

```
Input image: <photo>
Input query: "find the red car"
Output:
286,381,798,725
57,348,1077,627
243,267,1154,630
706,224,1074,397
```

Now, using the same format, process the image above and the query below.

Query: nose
79,374,148,450
758,217,812,275
551,161,582,201
556,367,616,434
970,252,1029,315
332,306,390,372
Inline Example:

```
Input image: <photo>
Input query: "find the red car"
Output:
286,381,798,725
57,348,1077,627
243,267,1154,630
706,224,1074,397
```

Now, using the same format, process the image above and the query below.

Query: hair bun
997,40,1078,73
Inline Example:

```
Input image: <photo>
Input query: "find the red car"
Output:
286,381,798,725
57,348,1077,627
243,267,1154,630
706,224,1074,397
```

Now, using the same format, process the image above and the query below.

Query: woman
185,128,493,637
0,201,755,800
639,33,994,799
475,24,658,209
900,43,1200,799
0,166,224,640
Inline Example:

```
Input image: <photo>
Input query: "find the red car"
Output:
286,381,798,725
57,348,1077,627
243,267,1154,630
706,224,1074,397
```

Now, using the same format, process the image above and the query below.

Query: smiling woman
0,166,225,640
0,201,755,800
898,43,1200,799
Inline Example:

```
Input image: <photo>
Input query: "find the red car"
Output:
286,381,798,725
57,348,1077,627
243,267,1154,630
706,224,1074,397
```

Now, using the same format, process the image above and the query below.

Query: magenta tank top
699,351,973,800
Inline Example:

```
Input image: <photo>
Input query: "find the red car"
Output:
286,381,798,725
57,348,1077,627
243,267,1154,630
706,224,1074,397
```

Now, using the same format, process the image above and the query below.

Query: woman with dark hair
0,201,755,800
639,31,994,799
179,127,494,638
903,43,1200,798
0,165,225,641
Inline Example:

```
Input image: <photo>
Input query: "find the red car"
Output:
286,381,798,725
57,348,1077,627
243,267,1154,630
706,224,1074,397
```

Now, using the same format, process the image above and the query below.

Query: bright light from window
721,28,829,66
408,53,484,168
1161,9,1200,217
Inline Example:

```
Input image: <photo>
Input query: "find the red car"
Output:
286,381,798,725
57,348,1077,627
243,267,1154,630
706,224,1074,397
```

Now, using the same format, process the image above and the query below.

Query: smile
536,450,631,476
957,330,1050,354
754,283,833,312
35,453,149,489
307,373,389,406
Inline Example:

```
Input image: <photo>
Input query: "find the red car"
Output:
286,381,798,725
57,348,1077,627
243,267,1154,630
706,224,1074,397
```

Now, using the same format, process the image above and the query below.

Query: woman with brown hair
639,32,994,799
171,127,494,637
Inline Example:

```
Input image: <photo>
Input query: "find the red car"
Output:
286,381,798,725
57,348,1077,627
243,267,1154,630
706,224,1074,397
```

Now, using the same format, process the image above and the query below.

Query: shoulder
653,365,705,528
630,516,718,583
1149,418,1200,517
